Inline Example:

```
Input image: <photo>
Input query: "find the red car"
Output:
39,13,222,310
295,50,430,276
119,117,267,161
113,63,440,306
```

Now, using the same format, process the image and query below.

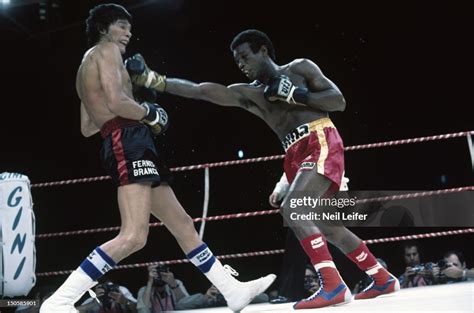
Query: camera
410,263,431,275
411,260,451,275
410,260,454,284
435,259,459,284
98,281,120,309
153,264,170,287
436,259,449,271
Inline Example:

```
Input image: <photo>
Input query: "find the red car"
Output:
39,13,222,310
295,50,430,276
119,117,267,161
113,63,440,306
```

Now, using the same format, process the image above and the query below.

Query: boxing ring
178,281,474,312
30,130,474,311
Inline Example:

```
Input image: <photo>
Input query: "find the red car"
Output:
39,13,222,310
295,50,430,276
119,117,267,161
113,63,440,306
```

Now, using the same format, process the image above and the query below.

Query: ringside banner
0,172,36,297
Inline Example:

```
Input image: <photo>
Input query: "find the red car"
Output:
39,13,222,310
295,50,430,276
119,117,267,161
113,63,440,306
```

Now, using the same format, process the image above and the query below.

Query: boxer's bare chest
242,72,328,140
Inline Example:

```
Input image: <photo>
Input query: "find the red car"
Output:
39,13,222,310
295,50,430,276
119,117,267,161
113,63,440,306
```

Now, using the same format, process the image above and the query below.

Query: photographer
437,251,474,284
137,264,189,312
77,281,137,313
398,243,437,288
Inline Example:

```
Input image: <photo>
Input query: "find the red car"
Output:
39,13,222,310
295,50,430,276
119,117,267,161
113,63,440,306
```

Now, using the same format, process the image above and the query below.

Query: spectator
136,264,189,312
77,280,137,313
439,251,474,283
353,258,387,294
398,243,436,288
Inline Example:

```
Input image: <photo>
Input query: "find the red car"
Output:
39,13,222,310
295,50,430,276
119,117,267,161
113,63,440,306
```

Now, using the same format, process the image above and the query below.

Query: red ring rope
31,130,474,188
35,228,474,277
35,186,473,239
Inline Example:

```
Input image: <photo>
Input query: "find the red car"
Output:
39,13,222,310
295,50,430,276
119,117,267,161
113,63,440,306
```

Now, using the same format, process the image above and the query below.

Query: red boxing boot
354,263,400,300
294,262,352,310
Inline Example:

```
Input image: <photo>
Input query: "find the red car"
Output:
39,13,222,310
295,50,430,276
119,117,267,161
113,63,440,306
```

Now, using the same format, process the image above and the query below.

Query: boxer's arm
291,58,346,111
97,43,146,120
80,102,99,137
165,79,253,108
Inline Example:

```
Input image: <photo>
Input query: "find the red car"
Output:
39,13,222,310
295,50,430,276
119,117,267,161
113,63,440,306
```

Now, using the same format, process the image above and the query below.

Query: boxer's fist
264,75,295,102
141,102,170,136
125,53,166,92
264,75,308,104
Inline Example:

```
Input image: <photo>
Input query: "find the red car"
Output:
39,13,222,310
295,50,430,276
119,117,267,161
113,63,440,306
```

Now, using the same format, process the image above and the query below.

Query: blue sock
80,246,116,280
187,243,216,273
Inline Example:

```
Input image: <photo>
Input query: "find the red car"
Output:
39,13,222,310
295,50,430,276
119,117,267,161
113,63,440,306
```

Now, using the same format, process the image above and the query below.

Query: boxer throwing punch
126,29,399,309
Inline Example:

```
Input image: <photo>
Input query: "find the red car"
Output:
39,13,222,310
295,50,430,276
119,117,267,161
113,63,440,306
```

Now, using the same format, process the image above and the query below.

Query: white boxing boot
207,262,276,312
40,269,97,313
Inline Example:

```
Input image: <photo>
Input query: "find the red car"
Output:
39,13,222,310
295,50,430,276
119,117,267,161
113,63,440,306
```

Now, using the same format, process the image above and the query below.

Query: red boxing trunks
282,118,344,194
100,117,166,187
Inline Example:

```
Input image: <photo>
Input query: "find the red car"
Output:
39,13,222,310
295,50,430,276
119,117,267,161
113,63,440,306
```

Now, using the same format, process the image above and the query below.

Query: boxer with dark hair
41,8,274,313
127,29,399,309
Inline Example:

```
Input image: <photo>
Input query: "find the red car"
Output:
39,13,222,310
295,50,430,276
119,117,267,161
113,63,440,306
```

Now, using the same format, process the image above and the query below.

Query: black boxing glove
263,75,308,104
125,53,166,92
141,102,170,136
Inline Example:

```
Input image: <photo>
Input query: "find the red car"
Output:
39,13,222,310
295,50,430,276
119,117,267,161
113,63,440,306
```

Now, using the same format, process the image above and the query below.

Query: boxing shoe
228,274,276,312
209,263,276,312
354,267,400,300
40,269,97,313
294,266,352,310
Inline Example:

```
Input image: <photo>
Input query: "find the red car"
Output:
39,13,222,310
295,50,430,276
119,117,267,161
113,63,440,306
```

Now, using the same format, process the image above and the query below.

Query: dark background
1,0,473,298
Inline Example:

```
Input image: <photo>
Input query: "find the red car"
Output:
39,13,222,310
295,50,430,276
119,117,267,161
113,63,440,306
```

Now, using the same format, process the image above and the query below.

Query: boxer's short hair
230,29,276,61
86,4,132,47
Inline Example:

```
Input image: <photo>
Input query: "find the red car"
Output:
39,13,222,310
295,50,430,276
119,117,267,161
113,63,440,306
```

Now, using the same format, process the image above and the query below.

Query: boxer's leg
281,171,398,304
279,171,352,309
150,184,276,312
41,183,152,313
101,183,152,259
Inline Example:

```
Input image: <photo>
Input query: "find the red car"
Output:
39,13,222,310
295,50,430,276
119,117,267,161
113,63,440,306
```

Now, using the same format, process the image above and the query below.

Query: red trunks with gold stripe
282,118,344,194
